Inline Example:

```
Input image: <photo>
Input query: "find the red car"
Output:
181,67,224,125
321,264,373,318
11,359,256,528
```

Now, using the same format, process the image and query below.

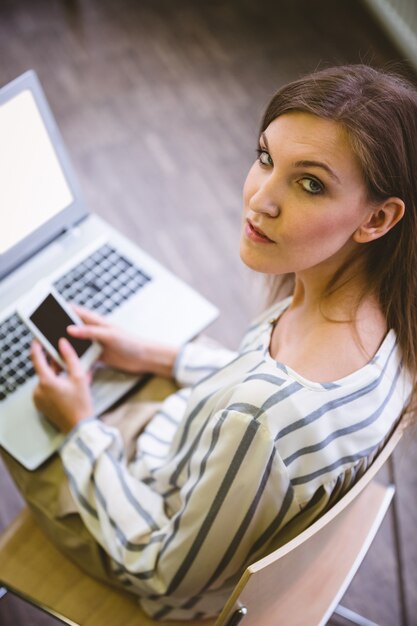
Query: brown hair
261,64,417,409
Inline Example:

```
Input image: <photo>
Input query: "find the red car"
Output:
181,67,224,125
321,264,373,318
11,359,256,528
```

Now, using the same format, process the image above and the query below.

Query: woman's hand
68,306,146,373
31,338,94,433
68,306,179,378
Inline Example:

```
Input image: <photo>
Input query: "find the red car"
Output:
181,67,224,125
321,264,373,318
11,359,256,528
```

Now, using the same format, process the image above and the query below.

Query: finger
58,337,85,378
49,358,63,375
66,323,109,344
71,304,110,326
85,369,93,385
31,340,55,383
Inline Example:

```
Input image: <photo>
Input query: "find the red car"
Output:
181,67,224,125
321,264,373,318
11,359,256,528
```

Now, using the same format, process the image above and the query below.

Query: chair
0,422,403,626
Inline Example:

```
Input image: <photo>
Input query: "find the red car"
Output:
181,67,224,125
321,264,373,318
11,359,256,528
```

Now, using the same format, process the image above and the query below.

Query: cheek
286,206,362,249
301,216,338,242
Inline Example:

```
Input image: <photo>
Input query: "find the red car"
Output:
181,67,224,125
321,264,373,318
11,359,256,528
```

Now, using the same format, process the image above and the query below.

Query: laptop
0,70,218,470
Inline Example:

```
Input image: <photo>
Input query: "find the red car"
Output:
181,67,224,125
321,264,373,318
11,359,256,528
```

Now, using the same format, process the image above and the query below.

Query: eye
298,177,324,195
256,148,273,167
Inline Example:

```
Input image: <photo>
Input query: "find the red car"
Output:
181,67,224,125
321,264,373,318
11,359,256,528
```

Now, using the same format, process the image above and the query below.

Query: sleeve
173,336,238,387
59,411,300,613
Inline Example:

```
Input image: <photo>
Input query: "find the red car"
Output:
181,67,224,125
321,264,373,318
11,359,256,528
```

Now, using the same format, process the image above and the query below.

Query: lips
246,219,274,243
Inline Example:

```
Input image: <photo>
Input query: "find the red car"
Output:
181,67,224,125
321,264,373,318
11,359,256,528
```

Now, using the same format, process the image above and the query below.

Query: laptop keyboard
0,314,35,401
53,244,151,314
0,244,151,402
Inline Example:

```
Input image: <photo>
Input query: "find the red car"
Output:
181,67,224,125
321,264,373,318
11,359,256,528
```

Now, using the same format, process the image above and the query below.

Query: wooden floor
0,1,416,624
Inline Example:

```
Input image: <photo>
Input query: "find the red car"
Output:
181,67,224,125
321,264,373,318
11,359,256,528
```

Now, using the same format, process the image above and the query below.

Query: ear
353,197,405,244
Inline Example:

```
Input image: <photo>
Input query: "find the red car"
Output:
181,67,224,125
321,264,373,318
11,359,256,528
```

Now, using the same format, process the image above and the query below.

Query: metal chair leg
225,607,248,625
333,604,379,626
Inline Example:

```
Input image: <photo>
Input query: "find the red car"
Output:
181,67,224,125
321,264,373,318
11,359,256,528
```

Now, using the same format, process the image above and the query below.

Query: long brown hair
261,64,417,407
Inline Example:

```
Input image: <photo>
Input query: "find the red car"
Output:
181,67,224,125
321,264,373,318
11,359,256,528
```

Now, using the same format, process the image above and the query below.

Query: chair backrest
216,422,403,626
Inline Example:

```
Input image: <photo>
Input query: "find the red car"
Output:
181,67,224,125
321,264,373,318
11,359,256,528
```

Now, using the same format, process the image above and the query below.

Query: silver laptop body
0,71,218,470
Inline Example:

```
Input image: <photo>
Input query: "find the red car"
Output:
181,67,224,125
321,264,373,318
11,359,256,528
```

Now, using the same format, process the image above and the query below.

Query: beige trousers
0,377,178,590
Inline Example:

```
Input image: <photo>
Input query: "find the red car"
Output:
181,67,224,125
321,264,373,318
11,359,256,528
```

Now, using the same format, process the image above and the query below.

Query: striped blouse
60,297,412,621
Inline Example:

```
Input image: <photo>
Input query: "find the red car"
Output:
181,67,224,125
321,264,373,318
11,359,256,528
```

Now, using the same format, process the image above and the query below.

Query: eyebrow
260,132,341,185
294,160,341,184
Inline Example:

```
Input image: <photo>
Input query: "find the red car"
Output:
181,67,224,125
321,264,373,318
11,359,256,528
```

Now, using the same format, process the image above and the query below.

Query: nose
248,176,280,218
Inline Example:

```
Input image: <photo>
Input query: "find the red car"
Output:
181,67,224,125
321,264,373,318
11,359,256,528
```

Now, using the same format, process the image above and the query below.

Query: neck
270,263,388,382
290,262,370,323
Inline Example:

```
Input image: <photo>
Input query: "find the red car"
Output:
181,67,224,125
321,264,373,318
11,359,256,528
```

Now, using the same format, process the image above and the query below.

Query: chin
239,244,272,274
239,242,293,276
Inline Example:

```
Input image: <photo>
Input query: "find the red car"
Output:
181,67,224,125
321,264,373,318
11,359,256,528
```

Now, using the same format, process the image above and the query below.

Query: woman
3,64,416,621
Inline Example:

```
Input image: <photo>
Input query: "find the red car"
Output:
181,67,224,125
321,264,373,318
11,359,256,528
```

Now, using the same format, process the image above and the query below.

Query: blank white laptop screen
0,89,73,254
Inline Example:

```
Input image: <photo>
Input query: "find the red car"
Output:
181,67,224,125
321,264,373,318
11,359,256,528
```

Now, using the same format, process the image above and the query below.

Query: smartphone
17,283,102,371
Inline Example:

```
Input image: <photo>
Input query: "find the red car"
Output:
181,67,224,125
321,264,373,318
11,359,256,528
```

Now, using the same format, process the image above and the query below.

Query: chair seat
0,507,215,626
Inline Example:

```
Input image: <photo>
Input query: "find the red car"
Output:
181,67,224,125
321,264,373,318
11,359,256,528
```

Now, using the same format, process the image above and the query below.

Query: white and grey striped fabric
60,297,412,621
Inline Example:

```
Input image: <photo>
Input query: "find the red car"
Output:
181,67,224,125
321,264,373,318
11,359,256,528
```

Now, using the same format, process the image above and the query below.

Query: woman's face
240,112,373,279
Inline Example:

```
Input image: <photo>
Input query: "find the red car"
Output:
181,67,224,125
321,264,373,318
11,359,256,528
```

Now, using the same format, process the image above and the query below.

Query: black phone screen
30,294,92,357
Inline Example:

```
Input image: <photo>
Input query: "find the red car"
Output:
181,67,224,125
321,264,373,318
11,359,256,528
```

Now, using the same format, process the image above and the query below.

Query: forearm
60,421,169,565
